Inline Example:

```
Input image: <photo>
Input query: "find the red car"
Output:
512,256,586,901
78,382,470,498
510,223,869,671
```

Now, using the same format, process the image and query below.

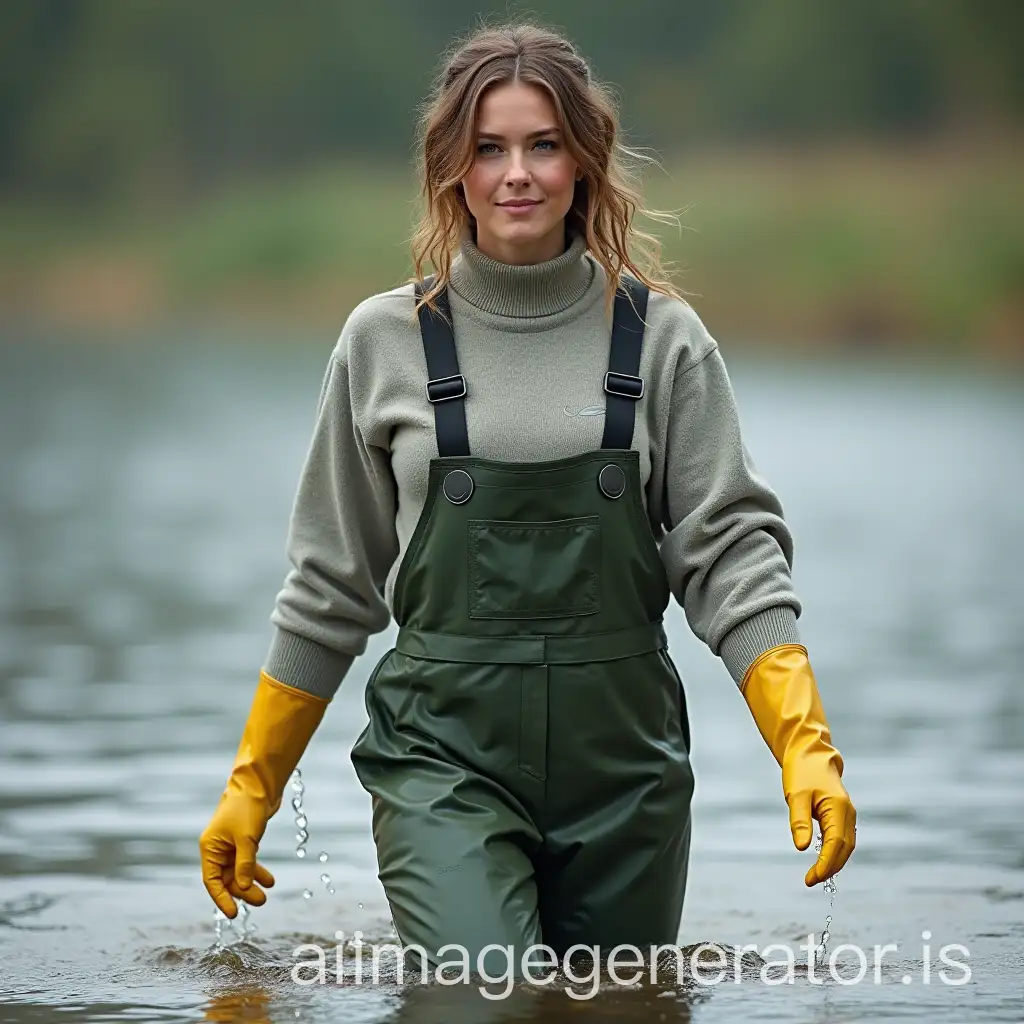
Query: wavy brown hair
409,22,684,319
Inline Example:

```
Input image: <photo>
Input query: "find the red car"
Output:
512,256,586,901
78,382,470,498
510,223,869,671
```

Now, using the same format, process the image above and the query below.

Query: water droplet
327,886,335,894
296,848,306,858
320,873,331,884
296,830,309,843
814,913,835,968
357,902,363,910
291,796,302,811
295,815,308,829
319,851,329,863
302,889,312,900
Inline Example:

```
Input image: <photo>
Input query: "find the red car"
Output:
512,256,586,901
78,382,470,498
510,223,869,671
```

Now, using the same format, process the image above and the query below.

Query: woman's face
460,81,582,265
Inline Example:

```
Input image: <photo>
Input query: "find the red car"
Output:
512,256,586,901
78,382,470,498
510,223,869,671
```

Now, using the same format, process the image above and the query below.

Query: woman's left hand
740,643,857,887
782,750,856,886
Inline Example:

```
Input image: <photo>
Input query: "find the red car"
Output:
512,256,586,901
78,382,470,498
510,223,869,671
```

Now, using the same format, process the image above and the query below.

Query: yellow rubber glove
199,670,329,918
741,644,856,886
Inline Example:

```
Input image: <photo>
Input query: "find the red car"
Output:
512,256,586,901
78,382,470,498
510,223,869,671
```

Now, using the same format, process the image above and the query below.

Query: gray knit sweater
264,230,802,700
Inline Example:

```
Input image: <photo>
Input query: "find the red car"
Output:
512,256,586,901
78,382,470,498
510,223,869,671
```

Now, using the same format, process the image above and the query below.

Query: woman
199,23,856,975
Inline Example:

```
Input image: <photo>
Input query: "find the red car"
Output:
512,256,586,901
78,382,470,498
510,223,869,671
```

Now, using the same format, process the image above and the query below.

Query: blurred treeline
1,0,1022,356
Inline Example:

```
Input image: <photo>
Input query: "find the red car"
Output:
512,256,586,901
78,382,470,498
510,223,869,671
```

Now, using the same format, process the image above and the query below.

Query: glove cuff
225,671,329,815
740,644,841,771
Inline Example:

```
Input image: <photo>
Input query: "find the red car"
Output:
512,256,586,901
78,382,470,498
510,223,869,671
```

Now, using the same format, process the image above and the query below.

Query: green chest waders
351,279,694,974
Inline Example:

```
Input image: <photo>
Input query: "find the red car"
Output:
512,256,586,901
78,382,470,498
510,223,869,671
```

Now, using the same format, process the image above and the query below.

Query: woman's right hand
195,671,327,921
197,670,329,918
199,789,276,918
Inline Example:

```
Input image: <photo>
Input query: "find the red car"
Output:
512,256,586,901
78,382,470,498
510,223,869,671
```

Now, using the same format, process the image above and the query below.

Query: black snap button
598,463,626,499
442,469,474,504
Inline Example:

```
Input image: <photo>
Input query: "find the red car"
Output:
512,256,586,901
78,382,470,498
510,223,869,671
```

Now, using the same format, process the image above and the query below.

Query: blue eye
475,140,558,155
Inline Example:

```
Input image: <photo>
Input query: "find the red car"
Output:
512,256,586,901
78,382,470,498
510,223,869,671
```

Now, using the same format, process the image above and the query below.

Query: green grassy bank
1,146,1021,360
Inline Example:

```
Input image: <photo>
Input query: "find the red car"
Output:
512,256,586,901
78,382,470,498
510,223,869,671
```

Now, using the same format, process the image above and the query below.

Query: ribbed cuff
263,628,356,701
718,606,802,686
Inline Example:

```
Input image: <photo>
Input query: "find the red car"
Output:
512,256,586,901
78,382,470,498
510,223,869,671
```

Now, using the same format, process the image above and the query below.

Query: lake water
1,335,1022,1023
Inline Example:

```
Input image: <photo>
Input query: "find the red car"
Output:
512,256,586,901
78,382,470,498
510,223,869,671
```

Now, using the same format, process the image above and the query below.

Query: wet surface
1,336,1022,1021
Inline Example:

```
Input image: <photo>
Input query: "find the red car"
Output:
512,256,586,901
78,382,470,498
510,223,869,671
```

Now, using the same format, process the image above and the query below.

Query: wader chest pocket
468,515,601,619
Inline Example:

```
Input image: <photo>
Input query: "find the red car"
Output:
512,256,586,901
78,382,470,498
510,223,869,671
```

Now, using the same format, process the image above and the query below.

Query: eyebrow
477,127,560,140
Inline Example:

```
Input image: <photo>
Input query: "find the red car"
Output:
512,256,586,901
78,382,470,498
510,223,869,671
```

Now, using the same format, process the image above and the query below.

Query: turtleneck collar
448,228,594,318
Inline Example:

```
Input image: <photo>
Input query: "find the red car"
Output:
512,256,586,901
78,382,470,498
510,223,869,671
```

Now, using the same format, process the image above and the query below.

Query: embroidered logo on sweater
563,405,605,418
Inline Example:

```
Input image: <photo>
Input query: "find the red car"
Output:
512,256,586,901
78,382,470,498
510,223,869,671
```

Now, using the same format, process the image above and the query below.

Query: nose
505,147,531,187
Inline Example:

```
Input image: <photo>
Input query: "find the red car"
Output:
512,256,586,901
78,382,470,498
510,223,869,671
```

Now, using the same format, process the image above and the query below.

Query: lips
498,200,541,207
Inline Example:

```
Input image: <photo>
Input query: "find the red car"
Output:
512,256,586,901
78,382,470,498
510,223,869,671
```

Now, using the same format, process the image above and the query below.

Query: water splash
291,770,310,863
812,829,837,968
212,901,254,949
289,770,342,898
237,901,253,938
815,914,833,970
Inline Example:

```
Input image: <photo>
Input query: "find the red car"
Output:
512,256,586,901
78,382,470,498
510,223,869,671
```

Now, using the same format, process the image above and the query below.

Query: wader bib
351,279,694,970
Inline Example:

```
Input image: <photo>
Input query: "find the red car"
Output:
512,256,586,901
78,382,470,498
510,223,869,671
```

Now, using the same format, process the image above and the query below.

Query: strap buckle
603,370,645,400
425,373,467,403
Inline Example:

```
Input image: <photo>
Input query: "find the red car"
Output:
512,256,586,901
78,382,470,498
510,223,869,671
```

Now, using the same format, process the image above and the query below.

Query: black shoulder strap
600,277,649,450
414,277,470,457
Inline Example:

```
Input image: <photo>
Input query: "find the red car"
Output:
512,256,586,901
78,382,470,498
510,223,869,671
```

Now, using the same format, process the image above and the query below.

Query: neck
473,223,568,266
449,228,594,318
